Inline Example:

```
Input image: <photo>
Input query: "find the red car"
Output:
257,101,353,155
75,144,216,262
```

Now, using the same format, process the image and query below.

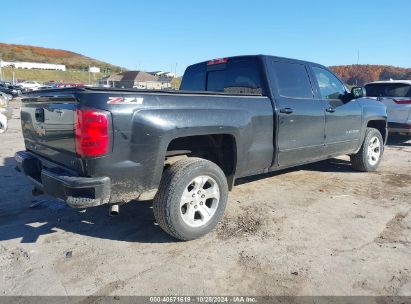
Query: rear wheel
350,128,384,172
153,158,228,241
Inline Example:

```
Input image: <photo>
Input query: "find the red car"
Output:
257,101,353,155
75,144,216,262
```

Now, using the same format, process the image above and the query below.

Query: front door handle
280,108,294,114
326,107,336,113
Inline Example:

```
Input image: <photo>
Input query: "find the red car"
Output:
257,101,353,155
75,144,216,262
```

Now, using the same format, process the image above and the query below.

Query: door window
312,67,346,100
270,62,314,99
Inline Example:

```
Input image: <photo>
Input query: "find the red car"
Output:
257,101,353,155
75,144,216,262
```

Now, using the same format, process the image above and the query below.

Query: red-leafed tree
330,65,411,86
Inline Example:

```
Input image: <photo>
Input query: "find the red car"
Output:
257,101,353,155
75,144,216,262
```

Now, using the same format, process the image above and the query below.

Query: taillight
207,58,228,65
393,99,411,104
75,109,109,157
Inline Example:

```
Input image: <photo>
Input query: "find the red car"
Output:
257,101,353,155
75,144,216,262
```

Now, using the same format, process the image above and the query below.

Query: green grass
0,43,121,72
1,68,109,84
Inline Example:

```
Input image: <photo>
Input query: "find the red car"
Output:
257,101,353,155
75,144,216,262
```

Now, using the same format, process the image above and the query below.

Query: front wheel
350,128,384,172
153,158,228,241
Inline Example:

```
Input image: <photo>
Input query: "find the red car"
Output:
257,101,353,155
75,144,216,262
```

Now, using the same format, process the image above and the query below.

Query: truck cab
181,55,387,168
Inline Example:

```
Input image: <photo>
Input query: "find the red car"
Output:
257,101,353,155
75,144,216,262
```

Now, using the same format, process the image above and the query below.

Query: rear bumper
15,151,111,208
388,122,411,135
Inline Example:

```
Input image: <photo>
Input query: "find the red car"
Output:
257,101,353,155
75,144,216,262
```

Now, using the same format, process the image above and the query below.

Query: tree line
330,65,411,86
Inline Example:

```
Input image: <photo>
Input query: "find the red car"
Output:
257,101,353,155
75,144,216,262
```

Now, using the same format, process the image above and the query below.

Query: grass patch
1,68,109,84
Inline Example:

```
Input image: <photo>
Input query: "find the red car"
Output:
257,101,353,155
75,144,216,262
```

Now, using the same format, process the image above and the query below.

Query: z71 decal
107,97,144,104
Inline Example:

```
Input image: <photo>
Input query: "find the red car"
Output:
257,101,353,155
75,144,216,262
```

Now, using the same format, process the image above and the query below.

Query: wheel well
367,120,387,141
166,134,237,189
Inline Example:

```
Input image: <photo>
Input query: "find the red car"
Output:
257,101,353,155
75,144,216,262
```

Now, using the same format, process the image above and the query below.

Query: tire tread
350,127,383,172
153,157,227,240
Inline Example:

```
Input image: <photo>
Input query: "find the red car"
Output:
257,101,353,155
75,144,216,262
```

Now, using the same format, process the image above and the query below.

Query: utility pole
357,50,360,65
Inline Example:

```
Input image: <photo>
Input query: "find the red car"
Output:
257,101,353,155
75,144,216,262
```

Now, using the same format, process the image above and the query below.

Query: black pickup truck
16,55,387,240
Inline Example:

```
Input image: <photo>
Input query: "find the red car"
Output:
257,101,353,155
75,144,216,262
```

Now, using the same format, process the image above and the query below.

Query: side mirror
351,86,366,98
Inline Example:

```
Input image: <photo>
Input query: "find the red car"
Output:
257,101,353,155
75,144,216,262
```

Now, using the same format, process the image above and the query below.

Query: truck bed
20,87,274,205
27,86,263,97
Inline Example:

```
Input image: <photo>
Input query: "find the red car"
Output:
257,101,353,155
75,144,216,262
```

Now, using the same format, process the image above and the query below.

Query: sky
1,0,410,75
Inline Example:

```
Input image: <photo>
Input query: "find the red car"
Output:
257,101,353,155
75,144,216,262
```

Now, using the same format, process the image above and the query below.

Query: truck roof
188,54,327,69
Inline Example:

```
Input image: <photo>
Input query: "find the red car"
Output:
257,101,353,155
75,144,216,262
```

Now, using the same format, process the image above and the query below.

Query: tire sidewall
362,129,383,171
167,161,228,240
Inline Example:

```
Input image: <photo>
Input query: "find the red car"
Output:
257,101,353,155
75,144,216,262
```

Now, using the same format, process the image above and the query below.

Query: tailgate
381,97,411,124
21,95,80,170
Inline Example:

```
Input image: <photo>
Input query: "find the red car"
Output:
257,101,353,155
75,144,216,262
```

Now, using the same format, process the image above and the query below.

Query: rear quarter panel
76,91,274,202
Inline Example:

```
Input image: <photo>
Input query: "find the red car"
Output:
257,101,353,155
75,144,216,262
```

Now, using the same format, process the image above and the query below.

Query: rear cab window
364,83,411,98
179,64,206,91
180,57,263,95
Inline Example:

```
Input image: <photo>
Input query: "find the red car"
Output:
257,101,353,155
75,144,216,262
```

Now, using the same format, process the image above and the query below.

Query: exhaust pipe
109,204,119,216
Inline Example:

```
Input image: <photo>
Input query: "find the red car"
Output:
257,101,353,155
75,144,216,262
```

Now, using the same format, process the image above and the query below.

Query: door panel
323,99,362,155
267,61,325,167
276,97,326,166
311,66,362,156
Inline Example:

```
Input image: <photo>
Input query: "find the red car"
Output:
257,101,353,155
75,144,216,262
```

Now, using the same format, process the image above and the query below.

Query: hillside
0,43,121,72
330,65,411,86
1,67,109,84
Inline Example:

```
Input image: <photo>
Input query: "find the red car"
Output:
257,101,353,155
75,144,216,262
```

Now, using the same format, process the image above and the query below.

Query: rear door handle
326,107,336,113
280,108,294,114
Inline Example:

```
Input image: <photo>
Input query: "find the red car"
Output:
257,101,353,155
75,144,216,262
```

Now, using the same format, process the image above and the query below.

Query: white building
0,61,66,71
99,71,170,89
89,66,100,73
149,71,177,78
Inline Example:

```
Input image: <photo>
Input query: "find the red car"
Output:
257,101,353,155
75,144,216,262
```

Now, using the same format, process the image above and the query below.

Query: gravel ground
0,100,410,296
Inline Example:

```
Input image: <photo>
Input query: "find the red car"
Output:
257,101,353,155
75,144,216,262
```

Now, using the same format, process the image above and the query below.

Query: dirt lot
0,100,410,296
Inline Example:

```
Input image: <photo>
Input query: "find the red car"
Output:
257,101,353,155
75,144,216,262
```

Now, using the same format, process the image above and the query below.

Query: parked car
43,81,57,87
56,83,84,88
15,55,387,240
0,91,12,102
18,81,41,91
9,85,22,96
33,85,53,91
0,92,13,118
364,80,411,135
0,83,20,97
0,92,13,133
